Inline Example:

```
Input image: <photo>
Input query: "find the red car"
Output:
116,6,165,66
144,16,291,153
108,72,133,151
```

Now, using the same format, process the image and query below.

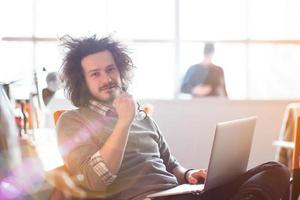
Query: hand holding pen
113,85,136,126
114,85,147,121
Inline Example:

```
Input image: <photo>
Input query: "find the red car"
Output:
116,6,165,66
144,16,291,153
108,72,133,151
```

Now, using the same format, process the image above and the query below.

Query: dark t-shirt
181,63,227,97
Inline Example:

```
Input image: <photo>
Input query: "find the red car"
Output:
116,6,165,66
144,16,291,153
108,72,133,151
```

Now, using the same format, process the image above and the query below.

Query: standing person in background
181,43,228,98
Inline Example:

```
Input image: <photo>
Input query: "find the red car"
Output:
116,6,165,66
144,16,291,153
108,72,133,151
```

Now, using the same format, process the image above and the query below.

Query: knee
235,162,290,200
263,161,290,183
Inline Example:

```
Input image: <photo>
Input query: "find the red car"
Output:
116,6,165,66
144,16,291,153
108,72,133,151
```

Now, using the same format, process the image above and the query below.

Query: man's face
81,50,122,105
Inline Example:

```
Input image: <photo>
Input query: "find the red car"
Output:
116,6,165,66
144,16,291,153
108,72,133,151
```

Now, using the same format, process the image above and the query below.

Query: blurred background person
42,72,61,106
181,42,228,98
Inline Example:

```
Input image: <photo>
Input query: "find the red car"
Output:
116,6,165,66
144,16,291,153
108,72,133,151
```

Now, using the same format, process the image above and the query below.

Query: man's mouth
99,84,118,92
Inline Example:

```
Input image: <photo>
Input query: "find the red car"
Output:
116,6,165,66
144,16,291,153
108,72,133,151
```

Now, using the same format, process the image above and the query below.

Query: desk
33,128,64,171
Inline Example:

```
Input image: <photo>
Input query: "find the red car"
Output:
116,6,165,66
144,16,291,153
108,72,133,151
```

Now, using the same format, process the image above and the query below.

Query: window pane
286,0,300,39
215,44,247,99
36,0,107,37
0,41,33,83
107,0,175,40
180,0,247,40
129,43,175,99
180,43,247,99
248,44,300,99
0,0,34,36
0,41,33,99
35,41,62,73
248,0,286,39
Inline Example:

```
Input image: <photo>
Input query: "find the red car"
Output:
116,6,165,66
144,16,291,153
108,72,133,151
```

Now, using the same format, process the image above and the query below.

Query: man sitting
56,35,290,200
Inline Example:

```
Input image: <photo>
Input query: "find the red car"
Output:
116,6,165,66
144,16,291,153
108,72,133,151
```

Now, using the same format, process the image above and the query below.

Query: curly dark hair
60,35,134,107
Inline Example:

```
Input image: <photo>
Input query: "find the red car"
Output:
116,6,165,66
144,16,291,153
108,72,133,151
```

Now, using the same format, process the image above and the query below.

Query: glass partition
1,0,300,100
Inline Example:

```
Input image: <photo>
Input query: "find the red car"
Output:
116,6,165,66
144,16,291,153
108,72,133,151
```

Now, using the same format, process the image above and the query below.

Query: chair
276,103,300,168
274,110,300,200
50,110,106,199
53,110,65,124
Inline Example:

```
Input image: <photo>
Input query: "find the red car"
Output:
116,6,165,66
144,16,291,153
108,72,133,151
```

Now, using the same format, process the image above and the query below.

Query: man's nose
102,72,112,83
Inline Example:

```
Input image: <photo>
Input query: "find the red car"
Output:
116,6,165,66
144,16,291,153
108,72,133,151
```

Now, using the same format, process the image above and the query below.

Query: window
1,0,300,100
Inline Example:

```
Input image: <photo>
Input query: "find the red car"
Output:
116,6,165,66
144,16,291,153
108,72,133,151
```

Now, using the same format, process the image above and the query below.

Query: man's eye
91,72,100,77
107,68,115,73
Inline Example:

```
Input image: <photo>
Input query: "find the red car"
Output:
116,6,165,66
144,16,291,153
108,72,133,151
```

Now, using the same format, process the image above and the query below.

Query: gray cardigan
57,107,179,200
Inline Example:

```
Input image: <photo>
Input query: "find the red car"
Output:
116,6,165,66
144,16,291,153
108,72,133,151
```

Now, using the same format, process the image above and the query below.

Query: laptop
147,117,256,199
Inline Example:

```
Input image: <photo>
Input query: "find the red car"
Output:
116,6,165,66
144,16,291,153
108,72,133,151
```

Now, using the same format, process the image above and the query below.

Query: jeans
158,162,290,200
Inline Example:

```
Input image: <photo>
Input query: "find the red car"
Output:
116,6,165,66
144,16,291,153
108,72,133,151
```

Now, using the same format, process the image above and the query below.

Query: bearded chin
96,88,121,105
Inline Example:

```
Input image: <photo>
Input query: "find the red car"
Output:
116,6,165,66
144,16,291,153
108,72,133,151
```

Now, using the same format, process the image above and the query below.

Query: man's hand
185,169,207,184
191,84,212,97
113,92,136,126
100,92,136,174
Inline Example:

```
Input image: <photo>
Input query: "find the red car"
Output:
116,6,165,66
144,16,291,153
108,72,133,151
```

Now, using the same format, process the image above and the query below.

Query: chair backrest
293,117,300,169
291,116,300,200
53,110,65,125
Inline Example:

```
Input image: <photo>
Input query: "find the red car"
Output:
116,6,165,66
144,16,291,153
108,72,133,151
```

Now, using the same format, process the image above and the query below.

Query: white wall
140,99,299,169
48,98,299,169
